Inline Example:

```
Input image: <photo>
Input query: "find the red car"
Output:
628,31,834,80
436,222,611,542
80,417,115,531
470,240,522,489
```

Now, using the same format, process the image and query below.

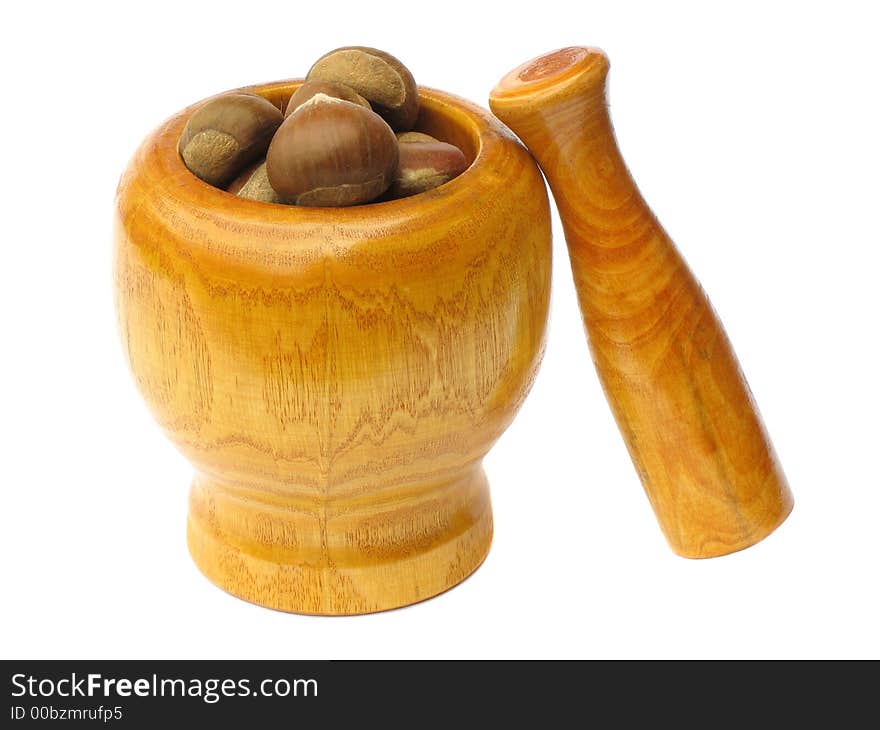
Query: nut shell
307,46,419,131
179,93,283,186
266,96,398,206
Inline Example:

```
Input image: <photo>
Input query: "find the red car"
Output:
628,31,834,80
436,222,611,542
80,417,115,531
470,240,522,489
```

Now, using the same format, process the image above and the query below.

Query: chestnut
178,93,282,186
389,137,468,198
226,160,282,204
285,80,370,117
266,95,398,206
307,46,419,131
396,131,439,144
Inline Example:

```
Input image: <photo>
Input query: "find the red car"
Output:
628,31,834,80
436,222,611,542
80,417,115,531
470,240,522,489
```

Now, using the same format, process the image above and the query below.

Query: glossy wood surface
491,48,792,557
114,81,551,613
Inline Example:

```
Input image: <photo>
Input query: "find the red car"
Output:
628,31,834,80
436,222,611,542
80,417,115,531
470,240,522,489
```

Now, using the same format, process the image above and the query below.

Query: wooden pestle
490,47,793,557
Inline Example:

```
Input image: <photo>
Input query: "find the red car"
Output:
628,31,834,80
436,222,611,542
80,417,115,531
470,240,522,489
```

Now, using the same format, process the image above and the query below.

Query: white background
2,0,878,659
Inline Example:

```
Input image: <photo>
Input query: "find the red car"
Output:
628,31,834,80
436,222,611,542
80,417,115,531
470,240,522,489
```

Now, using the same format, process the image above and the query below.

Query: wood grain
114,81,551,614
491,48,792,557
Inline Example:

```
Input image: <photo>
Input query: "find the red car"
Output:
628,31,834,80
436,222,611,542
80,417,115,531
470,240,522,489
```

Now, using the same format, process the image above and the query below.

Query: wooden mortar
491,48,793,557
114,81,552,614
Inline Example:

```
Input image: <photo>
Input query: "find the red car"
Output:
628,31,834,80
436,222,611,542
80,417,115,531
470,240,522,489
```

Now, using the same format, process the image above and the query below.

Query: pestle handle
490,48,792,557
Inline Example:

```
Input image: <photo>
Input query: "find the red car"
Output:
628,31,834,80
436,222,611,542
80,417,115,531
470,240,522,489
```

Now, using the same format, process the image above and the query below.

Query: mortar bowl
114,80,552,614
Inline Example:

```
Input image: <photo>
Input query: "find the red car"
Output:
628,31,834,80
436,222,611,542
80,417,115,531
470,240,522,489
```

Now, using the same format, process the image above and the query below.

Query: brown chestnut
178,93,283,186
227,160,282,204
307,46,419,131
226,159,261,195
285,80,370,117
266,95,398,206
396,131,438,144
389,138,468,198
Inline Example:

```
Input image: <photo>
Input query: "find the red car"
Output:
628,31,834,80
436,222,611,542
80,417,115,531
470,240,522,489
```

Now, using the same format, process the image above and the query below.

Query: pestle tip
490,47,607,104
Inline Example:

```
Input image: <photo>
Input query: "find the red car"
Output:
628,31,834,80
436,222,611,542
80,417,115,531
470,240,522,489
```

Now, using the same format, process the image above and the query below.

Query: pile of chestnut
178,46,468,206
